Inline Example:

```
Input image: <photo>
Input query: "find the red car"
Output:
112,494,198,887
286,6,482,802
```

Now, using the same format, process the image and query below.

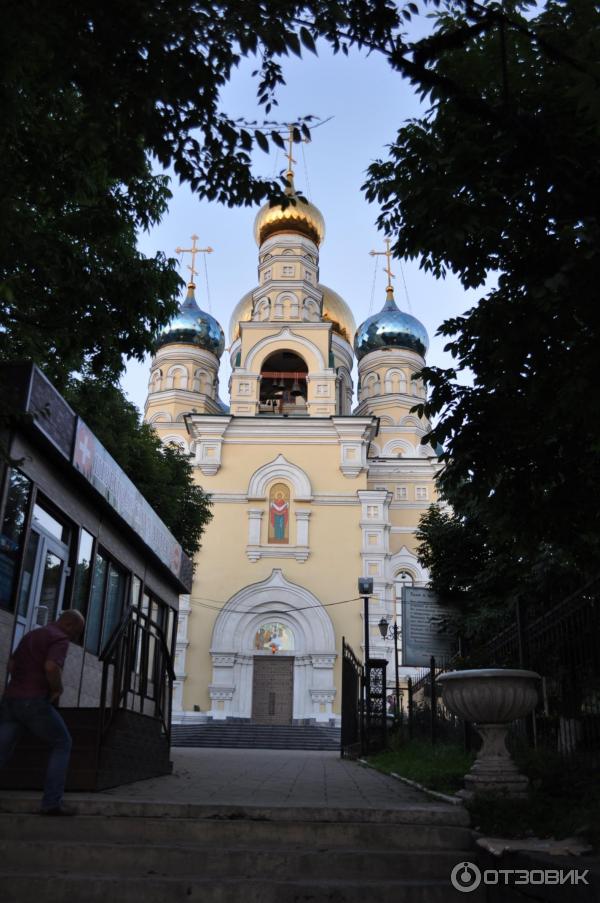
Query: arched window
259,350,308,413
167,365,188,390
150,369,163,391
394,569,415,615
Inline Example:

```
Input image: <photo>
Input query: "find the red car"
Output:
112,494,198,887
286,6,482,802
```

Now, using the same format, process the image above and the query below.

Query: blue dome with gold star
156,284,225,357
354,289,429,361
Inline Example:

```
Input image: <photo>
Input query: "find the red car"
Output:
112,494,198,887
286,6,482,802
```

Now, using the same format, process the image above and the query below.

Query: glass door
13,528,70,649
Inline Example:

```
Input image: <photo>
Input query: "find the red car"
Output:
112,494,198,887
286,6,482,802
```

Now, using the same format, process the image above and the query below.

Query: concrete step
0,799,478,903
0,874,486,903
0,841,475,880
171,723,341,750
0,812,472,850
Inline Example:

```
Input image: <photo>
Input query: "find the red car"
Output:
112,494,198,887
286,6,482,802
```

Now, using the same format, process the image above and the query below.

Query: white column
246,509,264,561
295,509,311,548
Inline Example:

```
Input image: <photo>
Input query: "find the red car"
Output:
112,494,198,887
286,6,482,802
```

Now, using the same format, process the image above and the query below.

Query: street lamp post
379,616,400,728
358,577,373,751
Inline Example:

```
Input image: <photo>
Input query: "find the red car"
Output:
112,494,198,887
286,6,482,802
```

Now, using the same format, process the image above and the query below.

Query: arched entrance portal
209,569,337,723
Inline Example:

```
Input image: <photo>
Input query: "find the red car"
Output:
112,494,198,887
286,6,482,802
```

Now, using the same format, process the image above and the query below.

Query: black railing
399,577,600,766
477,576,600,766
403,655,466,746
99,606,176,747
341,637,363,758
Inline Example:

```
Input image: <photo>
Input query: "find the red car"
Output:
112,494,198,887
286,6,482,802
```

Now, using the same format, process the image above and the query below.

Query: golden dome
228,290,254,346
228,284,355,346
321,285,356,345
253,194,326,247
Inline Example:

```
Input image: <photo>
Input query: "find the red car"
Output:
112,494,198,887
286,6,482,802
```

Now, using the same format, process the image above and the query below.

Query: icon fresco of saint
268,482,290,544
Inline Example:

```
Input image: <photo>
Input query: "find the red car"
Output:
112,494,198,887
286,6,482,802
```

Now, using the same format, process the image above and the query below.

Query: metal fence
398,577,600,767
401,656,470,748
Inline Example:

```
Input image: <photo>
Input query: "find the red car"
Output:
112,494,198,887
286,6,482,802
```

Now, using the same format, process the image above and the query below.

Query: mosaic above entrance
254,622,294,654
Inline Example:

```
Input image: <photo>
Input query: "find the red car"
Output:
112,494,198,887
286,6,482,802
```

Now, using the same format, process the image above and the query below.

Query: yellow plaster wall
239,324,331,372
196,439,364,496
183,492,365,713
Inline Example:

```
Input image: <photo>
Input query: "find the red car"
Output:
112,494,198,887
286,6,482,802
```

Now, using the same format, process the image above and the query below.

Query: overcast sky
123,39,479,415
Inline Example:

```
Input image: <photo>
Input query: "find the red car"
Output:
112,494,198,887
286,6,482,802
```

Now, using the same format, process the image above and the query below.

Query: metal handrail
98,605,175,748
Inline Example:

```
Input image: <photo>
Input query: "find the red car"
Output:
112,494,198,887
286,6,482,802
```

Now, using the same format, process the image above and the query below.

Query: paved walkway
0,749,436,813
96,748,429,809
103,749,429,808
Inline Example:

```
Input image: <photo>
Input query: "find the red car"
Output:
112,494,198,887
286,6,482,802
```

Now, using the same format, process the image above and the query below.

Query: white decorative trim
208,686,235,700
186,416,232,474
389,546,428,586
331,417,377,478
310,688,336,704
247,508,264,545
382,438,416,457
244,327,326,372
208,569,337,722
160,433,190,454
172,595,190,713
247,454,312,500
246,544,310,563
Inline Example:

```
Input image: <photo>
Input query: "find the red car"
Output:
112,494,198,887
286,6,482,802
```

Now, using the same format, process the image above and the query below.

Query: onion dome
254,187,325,247
354,288,429,361
320,285,356,345
228,283,355,345
156,284,225,357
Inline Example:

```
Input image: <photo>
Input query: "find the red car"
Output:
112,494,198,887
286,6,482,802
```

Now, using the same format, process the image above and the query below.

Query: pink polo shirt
5,623,70,699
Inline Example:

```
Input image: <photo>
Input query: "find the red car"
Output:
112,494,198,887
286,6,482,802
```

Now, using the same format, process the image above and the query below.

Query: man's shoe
40,805,76,816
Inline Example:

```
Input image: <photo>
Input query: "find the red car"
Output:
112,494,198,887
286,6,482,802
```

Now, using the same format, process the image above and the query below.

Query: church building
144,157,439,725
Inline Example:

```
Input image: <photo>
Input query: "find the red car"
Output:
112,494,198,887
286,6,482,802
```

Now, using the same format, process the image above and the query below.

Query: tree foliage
63,378,212,558
364,1,600,608
3,0,599,601
0,0,437,385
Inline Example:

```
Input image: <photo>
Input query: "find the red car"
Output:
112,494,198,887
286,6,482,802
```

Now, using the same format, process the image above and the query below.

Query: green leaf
299,27,317,55
255,130,269,153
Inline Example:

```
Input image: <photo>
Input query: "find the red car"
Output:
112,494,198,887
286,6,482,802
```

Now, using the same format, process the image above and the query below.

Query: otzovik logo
451,862,481,893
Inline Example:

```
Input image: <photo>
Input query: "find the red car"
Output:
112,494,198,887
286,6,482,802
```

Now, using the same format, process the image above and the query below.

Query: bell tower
228,129,353,417
144,234,226,448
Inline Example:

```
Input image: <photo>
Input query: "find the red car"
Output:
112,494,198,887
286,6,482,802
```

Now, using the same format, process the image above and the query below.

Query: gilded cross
286,124,297,181
175,234,213,286
369,238,395,290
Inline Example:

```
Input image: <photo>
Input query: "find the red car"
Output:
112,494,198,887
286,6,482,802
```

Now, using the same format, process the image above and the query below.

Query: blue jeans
0,697,72,810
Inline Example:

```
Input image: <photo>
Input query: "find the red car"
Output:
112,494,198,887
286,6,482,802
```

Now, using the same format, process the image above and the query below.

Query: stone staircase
0,799,485,902
171,721,341,750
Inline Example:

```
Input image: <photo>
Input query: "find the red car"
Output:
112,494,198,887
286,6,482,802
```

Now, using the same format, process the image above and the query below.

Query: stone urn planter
437,669,541,798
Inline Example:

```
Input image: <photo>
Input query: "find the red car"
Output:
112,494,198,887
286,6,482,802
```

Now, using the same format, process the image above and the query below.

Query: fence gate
341,637,363,758
365,658,388,755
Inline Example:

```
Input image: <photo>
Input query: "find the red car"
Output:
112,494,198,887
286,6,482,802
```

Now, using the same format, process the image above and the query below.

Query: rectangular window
72,529,94,619
100,562,127,649
85,551,127,655
130,575,142,608
32,501,70,544
86,553,107,654
374,485,387,492
0,469,32,611
395,487,408,500
416,486,428,500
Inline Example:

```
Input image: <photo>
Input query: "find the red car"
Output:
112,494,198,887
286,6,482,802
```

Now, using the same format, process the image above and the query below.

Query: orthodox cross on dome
176,234,213,288
369,238,395,291
286,124,297,182
284,123,309,190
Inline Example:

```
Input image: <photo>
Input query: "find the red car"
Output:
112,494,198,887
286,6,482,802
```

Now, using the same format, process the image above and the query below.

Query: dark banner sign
73,417,189,588
401,587,456,667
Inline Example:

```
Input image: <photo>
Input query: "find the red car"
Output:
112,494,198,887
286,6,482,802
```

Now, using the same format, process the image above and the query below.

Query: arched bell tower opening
259,349,308,414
